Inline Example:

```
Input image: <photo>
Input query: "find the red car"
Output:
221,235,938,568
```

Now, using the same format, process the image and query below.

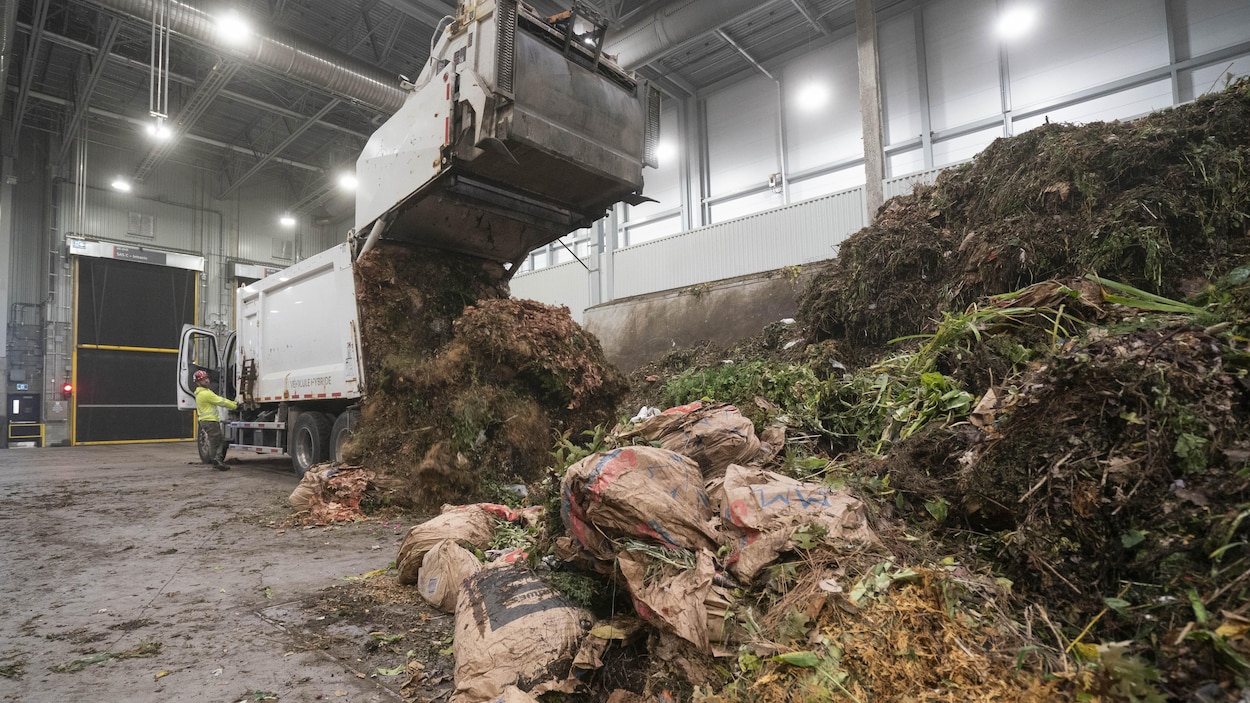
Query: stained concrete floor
0,442,406,703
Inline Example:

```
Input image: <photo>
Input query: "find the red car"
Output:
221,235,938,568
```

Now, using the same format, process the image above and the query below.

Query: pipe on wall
0,0,17,122
84,0,407,114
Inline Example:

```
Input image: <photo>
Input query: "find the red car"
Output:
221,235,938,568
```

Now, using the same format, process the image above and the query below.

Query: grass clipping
345,243,626,509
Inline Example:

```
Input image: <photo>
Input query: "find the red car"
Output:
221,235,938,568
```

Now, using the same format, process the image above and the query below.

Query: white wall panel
629,108,681,220
782,37,863,173
789,166,867,203
710,190,785,223
625,215,683,246
614,189,866,300
1008,0,1168,111
706,73,780,197
510,260,591,323
1180,57,1250,101
884,166,945,200
888,148,927,178
879,10,923,146
933,126,1001,167
924,0,1001,131
1172,0,1250,58
71,186,201,255
1014,79,1174,132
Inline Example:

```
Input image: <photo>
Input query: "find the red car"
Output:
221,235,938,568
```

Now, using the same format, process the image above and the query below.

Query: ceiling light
338,173,358,191
111,177,132,193
796,83,830,112
279,214,296,227
216,10,251,44
655,140,678,165
996,5,1037,40
145,118,171,140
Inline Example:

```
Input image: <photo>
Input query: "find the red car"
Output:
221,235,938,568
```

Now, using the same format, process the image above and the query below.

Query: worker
194,370,237,471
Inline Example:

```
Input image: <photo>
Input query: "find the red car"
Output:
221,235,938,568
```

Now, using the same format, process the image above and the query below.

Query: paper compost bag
560,446,718,560
419,539,483,612
715,464,876,580
617,402,775,478
396,504,495,585
451,563,591,703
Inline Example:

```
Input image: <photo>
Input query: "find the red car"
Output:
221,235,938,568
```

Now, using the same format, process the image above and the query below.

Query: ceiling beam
16,86,326,172
716,29,773,81
134,59,241,181
10,0,53,150
217,98,339,197
29,25,373,141
54,17,121,166
788,0,828,35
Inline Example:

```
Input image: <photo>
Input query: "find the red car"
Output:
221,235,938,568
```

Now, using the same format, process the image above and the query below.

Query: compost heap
346,243,626,508
358,82,1248,703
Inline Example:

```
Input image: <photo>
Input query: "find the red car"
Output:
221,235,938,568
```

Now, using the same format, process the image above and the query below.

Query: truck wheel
330,409,360,464
291,411,332,477
197,425,227,464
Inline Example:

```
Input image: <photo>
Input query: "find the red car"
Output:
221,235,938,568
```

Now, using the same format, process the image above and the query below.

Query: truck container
176,243,363,474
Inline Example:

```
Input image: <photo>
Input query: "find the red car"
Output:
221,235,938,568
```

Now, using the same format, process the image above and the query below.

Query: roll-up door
74,257,197,443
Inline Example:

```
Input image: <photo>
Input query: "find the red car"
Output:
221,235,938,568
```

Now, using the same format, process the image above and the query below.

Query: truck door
219,331,238,401
177,325,219,411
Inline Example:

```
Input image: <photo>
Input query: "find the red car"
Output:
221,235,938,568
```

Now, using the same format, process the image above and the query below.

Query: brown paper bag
451,564,591,703
419,540,483,613
396,504,495,585
561,446,719,560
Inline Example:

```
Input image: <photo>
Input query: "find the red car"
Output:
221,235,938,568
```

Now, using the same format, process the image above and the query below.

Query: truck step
229,444,285,454
231,421,286,430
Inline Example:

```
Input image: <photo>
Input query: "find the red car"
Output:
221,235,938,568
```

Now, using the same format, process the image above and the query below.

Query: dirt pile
799,78,1250,359
347,243,626,508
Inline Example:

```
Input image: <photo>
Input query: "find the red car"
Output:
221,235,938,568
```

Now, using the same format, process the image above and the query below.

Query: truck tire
197,424,227,465
291,411,332,477
330,409,360,464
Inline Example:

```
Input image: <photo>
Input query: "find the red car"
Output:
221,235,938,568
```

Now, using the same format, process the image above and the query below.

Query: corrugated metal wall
613,188,865,299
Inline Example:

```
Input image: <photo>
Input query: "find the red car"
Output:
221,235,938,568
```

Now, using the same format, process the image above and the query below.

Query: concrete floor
0,442,405,703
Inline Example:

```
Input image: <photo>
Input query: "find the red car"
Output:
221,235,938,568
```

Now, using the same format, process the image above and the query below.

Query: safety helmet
193,370,210,382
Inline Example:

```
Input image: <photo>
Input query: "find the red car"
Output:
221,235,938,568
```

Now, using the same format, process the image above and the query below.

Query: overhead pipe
605,0,767,71
83,0,407,114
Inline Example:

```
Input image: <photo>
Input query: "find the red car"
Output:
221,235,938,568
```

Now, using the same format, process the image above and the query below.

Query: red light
62,383,73,400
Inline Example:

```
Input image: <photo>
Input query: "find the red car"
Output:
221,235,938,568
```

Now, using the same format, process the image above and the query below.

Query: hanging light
111,177,133,192
146,117,171,140
279,214,296,227
338,173,358,191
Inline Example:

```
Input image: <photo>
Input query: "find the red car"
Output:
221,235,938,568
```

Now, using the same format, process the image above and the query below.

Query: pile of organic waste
323,81,1250,703
345,242,626,509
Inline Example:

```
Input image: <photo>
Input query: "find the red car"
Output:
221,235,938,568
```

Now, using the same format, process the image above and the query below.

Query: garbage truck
176,0,657,474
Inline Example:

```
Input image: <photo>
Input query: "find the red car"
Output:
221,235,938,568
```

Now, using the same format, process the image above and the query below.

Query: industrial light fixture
279,214,296,227
216,10,251,45
338,173,358,191
111,177,132,192
996,5,1037,40
145,117,171,140
796,83,830,112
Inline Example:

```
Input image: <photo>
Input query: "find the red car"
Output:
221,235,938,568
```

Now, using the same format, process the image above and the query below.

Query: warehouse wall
3,133,342,445
514,0,1250,312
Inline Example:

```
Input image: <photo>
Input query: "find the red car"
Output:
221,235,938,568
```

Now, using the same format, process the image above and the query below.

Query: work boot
214,462,230,471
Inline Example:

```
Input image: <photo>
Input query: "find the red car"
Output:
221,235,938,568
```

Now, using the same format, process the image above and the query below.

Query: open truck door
177,325,219,411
